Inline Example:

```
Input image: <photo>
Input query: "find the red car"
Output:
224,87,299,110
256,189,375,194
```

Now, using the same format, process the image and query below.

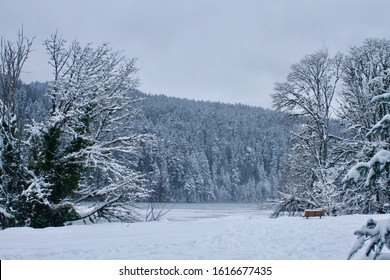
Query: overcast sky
2,0,390,108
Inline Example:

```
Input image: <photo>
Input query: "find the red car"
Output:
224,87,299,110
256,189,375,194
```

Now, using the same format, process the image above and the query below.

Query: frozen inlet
303,209,325,219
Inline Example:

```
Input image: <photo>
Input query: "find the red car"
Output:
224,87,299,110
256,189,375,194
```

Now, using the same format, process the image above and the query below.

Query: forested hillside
17,84,295,203
134,94,293,202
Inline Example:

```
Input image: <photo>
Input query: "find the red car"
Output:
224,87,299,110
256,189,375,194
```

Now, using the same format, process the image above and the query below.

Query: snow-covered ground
0,203,389,260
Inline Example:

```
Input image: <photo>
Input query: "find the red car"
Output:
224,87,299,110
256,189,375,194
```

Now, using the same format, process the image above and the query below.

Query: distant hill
134,93,293,202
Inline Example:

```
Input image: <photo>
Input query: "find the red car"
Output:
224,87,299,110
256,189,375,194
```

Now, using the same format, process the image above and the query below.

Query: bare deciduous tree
271,49,343,217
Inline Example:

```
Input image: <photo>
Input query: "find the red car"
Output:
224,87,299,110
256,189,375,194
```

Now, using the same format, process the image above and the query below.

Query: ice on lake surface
137,203,269,222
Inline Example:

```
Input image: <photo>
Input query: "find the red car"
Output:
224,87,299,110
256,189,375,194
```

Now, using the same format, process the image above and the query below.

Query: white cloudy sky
2,0,390,108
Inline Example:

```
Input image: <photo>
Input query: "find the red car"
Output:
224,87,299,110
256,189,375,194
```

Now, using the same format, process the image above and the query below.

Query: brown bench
304,209,325,219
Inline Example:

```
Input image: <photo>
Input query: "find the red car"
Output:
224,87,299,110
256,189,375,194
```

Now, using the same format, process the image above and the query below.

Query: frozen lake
138,202,268,222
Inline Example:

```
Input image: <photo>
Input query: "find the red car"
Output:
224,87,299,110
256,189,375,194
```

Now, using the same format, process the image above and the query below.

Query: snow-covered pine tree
341,39,390,214
342,41,390,259
23,33,150,227
342,92,390,213
0,30,33,228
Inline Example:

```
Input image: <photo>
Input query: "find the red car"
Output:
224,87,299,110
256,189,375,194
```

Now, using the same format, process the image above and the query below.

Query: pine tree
0,30,33,228
340,39,390,214
342,90,390,213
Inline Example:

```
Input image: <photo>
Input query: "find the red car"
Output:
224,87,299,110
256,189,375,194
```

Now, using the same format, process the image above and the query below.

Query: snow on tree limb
343,150,390,186
348,218,390,259
366,114,390,137
371,92,390,103
21,170,52,205
0,206,14,219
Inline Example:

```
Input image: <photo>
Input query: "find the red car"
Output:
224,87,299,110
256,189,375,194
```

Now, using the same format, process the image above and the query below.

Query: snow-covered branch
343,150,390,187
348,218,390,259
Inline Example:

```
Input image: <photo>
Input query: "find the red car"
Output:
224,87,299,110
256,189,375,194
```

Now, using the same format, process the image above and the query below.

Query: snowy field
0,203,389,260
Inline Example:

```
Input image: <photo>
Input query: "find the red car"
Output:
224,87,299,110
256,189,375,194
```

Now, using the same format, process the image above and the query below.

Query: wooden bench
304,209,325,219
